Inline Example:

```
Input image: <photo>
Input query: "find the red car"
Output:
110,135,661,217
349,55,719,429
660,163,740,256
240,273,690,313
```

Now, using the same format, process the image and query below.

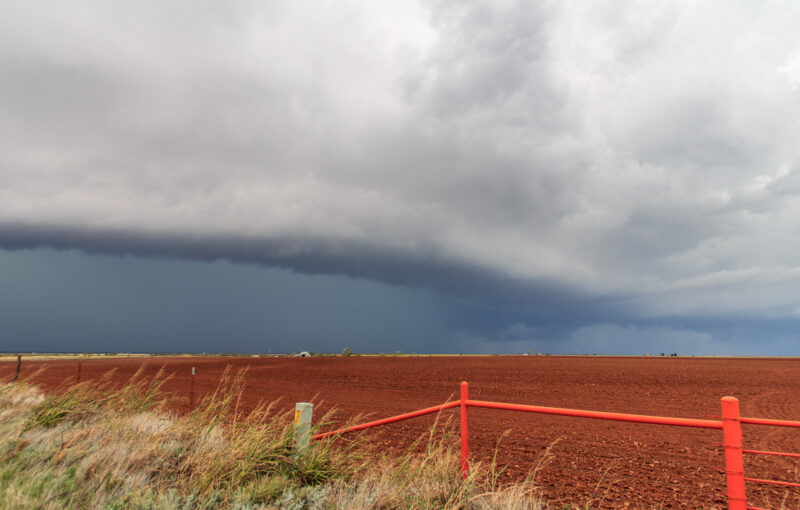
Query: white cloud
2,1,800,320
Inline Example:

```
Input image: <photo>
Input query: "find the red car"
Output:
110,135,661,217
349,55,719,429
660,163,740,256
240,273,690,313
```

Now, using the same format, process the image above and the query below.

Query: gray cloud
2,1,800,324
0,248,457,354
458,322,800,356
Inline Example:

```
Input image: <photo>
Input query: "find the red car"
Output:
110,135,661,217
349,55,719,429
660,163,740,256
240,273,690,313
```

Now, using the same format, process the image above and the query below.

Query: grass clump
23,367,168,432
23,387,98,431
1,369,545,509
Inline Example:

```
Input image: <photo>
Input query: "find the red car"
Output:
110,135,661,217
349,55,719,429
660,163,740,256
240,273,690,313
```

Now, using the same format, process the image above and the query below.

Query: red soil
4,355,800,509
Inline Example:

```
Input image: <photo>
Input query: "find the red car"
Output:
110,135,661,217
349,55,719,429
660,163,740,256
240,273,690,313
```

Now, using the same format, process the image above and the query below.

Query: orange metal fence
738,415,800,510
312,381,800,510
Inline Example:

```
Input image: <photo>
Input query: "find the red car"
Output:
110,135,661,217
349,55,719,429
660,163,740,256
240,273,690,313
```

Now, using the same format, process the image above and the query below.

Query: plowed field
4,355,800,509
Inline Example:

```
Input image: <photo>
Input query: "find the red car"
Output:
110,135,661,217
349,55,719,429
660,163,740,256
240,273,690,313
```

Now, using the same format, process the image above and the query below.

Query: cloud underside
2,1,800,319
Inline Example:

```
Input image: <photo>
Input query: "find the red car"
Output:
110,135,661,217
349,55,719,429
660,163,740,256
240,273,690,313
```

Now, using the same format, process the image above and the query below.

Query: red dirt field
3,355,800,509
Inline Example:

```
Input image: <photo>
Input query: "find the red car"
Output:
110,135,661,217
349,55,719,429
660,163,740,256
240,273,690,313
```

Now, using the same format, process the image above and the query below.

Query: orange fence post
721,397,747,510
460,381,469,479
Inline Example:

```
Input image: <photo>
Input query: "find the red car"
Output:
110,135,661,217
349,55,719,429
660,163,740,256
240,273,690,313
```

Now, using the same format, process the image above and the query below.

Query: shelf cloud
3,0,800,328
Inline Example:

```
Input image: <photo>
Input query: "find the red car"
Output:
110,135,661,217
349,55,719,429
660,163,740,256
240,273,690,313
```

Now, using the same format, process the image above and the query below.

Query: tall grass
0,370,545,509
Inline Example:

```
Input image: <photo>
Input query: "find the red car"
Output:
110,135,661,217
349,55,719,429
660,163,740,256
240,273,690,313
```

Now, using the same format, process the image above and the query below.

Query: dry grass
0,369,546,509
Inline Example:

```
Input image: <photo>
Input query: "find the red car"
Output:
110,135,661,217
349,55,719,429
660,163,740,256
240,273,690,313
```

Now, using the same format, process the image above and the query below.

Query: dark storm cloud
2,0,800,328
0,223,620,324
0,248,459,354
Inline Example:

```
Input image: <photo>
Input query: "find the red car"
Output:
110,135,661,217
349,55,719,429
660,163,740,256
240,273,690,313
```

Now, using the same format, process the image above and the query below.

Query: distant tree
341,348,352,357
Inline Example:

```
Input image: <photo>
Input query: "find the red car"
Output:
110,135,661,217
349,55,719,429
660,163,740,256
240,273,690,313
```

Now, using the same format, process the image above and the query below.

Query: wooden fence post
189,366,196,407
13,354,21,382
721,396,747,510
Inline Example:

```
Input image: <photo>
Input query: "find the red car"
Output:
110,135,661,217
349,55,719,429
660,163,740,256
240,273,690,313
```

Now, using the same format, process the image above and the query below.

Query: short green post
293,402,313,452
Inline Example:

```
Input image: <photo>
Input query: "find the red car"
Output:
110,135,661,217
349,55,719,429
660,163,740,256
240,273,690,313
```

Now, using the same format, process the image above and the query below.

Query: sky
2,1,800,354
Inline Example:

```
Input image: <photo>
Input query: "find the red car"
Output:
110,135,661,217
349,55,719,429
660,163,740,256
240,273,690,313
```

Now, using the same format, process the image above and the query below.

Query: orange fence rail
313,401,460,440
737,415,800,509
312,381,800,509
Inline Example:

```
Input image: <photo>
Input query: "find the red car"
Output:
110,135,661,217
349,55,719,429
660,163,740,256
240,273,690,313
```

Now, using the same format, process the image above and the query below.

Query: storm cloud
2,1,800,350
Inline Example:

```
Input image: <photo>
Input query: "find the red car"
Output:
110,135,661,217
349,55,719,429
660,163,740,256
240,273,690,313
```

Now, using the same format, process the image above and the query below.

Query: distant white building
296,351,310,358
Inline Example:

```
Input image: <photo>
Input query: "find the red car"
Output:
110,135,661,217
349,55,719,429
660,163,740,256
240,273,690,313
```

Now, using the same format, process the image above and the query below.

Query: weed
1,372,546,509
